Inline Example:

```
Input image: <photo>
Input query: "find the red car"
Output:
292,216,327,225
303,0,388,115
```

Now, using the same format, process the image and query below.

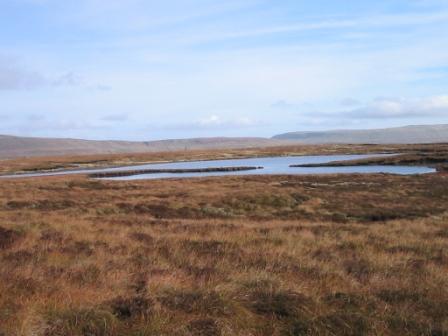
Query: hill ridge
272,124,448,144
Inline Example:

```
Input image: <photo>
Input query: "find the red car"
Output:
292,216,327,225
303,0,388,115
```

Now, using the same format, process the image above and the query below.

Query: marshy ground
1,144,448,335
291,143,448,173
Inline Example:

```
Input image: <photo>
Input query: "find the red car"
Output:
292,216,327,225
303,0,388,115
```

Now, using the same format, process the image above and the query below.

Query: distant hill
273,124,448,144
2,124,447,159
0,135,285,159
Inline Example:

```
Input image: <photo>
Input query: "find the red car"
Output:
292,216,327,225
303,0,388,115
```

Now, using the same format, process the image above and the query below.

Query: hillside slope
273,124,448,144
0,135,285,159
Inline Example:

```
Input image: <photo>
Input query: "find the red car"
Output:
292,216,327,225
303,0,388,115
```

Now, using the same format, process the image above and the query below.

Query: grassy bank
1,161,448,335
291,143,448,172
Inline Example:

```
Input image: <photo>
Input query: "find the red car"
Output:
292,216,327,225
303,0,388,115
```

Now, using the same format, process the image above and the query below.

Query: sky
0,0,447,140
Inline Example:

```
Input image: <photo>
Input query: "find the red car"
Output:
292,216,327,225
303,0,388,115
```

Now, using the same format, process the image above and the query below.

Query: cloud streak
341,95,448,119
163,115,261,131
0,55,45,90
184,11,448,46
0,55,84,91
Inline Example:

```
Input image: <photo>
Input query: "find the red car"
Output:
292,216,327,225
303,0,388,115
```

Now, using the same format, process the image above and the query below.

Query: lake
96,154,435,180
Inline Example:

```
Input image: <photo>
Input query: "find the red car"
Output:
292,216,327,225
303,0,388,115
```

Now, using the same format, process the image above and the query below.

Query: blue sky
0,0,447,140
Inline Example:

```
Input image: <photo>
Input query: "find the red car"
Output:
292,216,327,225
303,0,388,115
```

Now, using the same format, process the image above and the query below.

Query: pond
101,154,435,180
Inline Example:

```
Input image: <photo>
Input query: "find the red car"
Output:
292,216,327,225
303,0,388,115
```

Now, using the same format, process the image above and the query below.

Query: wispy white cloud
271,100,298,110
164,115,261,131
341,95,448,119
52,72,81,87
54,0,264,34
0,55,45,90
0,54,84,91
181,11,448,45
100,113,129,122
340,98,361,107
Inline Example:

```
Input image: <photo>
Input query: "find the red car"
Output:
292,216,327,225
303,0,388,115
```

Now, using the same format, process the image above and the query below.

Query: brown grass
292,143,448,172
0,146,448,335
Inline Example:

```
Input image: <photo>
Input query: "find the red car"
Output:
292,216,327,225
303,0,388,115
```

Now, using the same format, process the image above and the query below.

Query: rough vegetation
291,143,448,172
89,166,261,178
0,146,447,335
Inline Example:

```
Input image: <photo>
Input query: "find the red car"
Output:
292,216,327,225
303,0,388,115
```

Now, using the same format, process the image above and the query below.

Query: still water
99,154,435,180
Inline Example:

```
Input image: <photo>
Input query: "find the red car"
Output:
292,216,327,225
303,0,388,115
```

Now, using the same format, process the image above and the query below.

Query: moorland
1,144,447,335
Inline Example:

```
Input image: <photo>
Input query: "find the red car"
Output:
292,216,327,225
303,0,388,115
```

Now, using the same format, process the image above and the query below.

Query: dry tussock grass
0,150,448,335
294,143,448,172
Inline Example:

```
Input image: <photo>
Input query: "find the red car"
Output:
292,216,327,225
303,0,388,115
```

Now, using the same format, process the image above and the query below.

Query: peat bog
0,144,447,335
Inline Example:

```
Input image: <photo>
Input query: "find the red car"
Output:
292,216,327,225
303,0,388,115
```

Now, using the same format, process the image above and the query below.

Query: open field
1,145,448,335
